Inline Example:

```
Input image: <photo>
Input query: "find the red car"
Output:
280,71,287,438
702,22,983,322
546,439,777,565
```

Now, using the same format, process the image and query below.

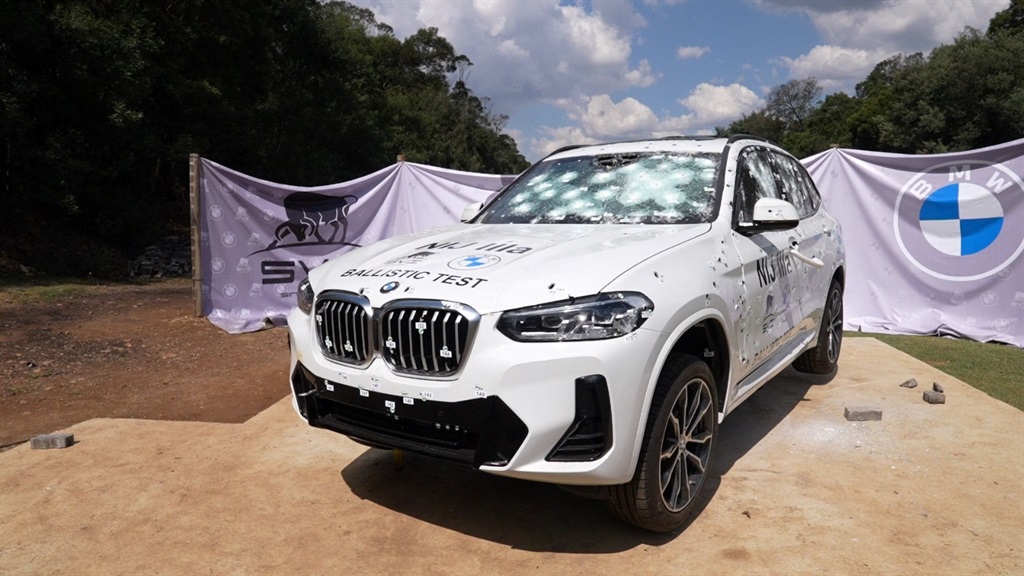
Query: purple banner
199,159,515,333
803,139,1024,347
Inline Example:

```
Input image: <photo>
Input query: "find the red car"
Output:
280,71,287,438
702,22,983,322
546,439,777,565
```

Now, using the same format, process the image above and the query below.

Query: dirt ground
1,281,1022,574
0,279,289,447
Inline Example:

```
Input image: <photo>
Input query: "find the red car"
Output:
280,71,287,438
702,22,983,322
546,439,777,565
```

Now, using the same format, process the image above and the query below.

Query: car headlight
497,292,654,342
296,278,314,315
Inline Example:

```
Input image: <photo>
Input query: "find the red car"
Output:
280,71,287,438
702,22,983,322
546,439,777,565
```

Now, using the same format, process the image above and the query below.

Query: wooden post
188,154,203,317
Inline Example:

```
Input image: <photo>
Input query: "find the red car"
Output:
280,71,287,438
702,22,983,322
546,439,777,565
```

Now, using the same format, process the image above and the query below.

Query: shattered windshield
479,152,721,224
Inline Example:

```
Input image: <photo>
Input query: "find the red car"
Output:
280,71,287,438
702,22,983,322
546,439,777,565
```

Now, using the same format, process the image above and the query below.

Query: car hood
310,223,711,314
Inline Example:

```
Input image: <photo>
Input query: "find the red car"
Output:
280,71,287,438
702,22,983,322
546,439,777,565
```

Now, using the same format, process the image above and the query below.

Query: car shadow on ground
713,366,832,475
339,366,829,553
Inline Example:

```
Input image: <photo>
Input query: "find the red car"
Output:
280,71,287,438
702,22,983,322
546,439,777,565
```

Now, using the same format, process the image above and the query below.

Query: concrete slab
1,338,1021,574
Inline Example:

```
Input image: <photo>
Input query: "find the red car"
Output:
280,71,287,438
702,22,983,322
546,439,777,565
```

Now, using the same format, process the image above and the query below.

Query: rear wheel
608,354,718,533
794,279,843,374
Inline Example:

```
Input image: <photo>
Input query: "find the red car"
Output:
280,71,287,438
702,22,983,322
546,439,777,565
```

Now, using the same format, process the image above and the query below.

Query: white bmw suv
287,135,845,532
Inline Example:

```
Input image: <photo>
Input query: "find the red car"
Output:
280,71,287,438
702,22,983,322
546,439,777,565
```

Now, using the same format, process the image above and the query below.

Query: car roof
544,135,776,162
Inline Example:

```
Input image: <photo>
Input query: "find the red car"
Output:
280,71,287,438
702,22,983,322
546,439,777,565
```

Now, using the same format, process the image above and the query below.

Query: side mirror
461,202,483,223
740,197,799,233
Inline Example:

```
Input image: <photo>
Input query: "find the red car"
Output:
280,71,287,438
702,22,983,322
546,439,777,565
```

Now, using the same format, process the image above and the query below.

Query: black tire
608,354,719,533
794,279,843,374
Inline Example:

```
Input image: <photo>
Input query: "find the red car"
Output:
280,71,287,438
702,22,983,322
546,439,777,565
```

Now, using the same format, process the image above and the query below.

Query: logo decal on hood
418,241,532,254
386,251,434,266
448,254,502,270
380,281,399,293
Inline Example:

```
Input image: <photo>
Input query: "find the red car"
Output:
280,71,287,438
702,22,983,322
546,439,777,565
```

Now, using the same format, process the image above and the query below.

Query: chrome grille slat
325,300,336,354
409,310,418,371
429,310,440,372
441,311,451,370
454,316,463,364
381,312,392,362
343,302,352,355
329,301,342,354
399,309,409,369
350,302,362,358
349,303,361,358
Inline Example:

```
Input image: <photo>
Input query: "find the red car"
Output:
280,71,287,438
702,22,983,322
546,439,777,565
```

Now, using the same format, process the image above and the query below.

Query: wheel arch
663,317,730,415
832,265,845,292
623,308,732,482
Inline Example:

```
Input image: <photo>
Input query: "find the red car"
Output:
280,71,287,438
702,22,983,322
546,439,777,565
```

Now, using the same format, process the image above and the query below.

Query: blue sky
346,0,1010,162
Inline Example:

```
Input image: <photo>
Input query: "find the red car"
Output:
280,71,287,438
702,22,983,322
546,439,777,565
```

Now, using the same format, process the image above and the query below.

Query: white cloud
528,83,763,158
677,46,710,59
777,45,894,91
754,0,1006,93
624,59,658,88
491,37,523,59
753,0,889,14
559,4,633,66
577,95,661,138
756,0,1008,53
353,0,654,111
528,126,599,159
677,83,764,126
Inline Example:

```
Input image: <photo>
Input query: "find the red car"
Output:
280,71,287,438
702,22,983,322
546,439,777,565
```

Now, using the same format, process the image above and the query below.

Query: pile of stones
129,236,191,278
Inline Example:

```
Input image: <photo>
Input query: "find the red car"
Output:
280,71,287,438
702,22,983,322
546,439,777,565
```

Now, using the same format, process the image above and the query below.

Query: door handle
790,243,824,268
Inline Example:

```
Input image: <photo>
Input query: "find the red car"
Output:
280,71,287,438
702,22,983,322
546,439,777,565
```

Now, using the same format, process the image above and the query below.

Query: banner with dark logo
199,159,515,333
804,139,1024,347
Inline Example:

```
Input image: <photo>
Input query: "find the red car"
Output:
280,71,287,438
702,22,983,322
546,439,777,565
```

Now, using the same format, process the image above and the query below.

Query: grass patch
848,332,1023,411
0,280,104,304
0,277,149,304
1,284,97,302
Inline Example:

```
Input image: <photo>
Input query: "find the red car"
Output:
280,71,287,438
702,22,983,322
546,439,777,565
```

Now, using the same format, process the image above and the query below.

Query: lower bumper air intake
546,374,612,462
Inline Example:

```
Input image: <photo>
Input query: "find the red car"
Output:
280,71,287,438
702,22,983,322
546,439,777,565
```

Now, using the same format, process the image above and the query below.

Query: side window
773,153,820,218
795,157,821,213
735,148,781,223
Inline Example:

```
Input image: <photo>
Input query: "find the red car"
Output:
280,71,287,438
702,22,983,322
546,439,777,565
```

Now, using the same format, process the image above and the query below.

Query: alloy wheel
659,378,715,512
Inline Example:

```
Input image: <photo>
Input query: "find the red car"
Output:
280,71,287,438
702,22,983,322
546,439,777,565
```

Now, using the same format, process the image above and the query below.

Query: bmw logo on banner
894,160,1024,281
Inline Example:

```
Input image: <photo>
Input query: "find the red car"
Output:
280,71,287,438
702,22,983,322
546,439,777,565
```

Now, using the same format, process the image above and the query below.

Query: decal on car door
729,147,805,373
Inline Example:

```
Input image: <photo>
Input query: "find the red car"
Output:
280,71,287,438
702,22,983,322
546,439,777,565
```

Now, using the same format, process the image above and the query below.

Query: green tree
1,0,527,277
2,0,166,274
765,78,823,131
850,29,1024,153
783,92,861,158
988,0,1024,35
714,111,787,143
715,79,826,150
926,28,1024,150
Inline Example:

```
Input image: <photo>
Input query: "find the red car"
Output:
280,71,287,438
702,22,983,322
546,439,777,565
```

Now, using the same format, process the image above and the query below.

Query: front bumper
292,362,528,467
287,307,666,485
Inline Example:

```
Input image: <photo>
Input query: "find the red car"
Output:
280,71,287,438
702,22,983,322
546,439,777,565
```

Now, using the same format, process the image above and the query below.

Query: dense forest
1,0,529,276
717,0,1024,158
1,0,1022,277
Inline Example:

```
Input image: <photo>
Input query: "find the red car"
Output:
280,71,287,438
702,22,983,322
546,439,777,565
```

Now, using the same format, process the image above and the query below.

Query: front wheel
794,279,844,375
608,354,719,533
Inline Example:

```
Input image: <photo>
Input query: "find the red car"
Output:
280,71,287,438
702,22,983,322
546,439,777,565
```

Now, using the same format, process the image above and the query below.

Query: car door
726,146,808,401
770,151,837,323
